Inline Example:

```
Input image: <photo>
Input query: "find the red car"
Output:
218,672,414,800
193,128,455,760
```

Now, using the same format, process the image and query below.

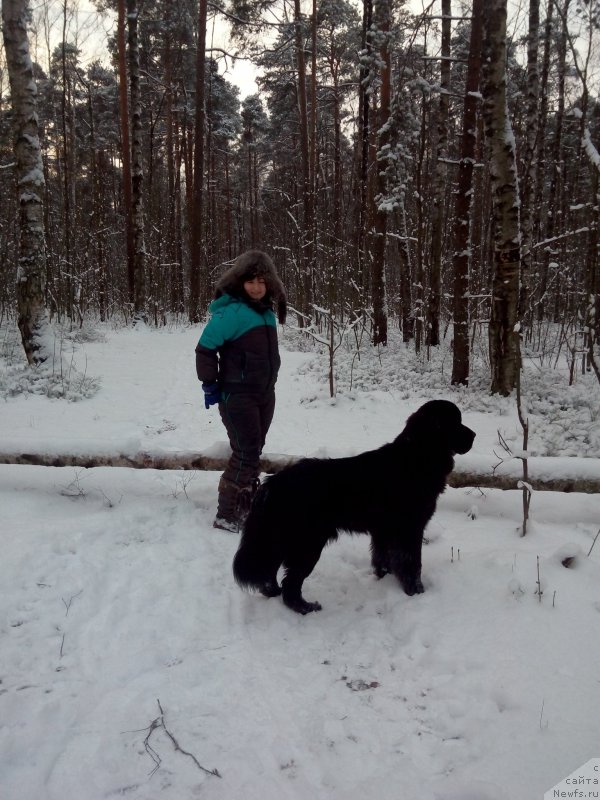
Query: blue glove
202,382,221,409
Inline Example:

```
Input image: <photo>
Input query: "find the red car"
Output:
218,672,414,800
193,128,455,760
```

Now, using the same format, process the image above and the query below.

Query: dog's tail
233,481,283,593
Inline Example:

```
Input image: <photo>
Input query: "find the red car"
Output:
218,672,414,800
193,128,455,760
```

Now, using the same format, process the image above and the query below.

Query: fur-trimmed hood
215,250,287,324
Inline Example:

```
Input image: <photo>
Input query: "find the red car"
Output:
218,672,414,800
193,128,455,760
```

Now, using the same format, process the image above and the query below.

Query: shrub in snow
0,323,100,401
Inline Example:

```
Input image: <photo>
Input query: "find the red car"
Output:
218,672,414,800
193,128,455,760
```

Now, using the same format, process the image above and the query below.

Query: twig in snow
142,716,163,776
62,590,83,616
137,699,222,779
539,698,549,730
515,365,531,537
587,528,600,558
492,430,513,472
59,469,87,497
535,556,543,603
157,699,221,778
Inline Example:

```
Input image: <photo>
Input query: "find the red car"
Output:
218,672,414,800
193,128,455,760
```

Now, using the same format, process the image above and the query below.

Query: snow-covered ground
1,321,599,800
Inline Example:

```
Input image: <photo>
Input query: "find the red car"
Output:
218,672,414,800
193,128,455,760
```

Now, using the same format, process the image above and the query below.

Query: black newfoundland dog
233,400,475,614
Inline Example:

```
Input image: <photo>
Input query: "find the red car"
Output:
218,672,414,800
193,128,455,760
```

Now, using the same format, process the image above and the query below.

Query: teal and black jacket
195,293,281,394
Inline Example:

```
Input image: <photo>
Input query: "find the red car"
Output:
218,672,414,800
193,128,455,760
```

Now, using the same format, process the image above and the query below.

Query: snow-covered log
450,454,600,494
0,448,296,476
0,448,598,494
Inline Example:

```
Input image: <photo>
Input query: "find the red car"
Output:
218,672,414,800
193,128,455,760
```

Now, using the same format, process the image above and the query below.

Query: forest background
1,0,600,399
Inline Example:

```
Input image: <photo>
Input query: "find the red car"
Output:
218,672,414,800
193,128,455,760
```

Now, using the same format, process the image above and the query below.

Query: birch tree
2,0,52,364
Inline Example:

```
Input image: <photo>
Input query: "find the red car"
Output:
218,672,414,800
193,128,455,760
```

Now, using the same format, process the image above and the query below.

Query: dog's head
404,400,475,455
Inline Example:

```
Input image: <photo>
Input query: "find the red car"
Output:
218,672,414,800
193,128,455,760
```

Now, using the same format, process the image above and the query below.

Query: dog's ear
453,424,476,455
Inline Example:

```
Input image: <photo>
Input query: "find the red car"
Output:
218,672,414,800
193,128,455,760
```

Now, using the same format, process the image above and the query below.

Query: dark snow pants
216,390,275,520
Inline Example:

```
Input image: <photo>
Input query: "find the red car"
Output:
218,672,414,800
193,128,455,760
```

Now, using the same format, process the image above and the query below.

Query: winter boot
213,517,240,533
214,476,242,532
236,478,261,525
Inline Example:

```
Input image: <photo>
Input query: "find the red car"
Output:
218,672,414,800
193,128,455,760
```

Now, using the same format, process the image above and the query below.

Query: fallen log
0,447,599,494
0,445,298,476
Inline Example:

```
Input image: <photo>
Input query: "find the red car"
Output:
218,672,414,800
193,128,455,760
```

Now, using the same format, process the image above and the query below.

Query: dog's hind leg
281,576,322,614
280,537,328,614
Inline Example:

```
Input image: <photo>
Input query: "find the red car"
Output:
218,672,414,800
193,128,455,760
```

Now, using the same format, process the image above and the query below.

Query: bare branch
138,700,221,779
62,590,83,616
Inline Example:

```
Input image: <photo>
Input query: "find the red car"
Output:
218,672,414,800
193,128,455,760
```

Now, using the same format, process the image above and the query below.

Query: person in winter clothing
196,250,287,531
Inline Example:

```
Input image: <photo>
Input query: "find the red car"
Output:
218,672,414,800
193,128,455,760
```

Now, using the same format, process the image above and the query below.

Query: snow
582,127,600,170
1,321,600,800
18,167,45,187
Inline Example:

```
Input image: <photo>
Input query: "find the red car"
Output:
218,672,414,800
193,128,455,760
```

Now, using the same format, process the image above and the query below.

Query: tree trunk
356,0,373,299
426,0,451,348
518,0,539,324
85,76,108,323
189,0,208,323
414,91,428,354
482,0,521,396
310,0,318,277
116,0,135,309
60,1,73,320
369,0,391,346
2,0,51,365
530,0,553,334
537,0,569,324
579,124,600,376
294,0,313,315
451,0,483,386
127,0,146,322
396,204,414,342
164,16,182,314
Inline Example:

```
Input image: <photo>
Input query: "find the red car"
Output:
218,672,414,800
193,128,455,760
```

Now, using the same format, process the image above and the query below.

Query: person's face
244,276,267,301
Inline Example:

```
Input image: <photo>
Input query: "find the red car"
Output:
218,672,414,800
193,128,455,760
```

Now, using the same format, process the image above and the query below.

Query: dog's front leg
390,541,425,596
399,568,424,596
370,536,391,579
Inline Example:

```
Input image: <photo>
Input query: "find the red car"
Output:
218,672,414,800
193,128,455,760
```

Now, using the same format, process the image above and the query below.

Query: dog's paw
400,576,425,596
374,566,390,579
372,558,391,579
284,597,322,614
299,600,323,614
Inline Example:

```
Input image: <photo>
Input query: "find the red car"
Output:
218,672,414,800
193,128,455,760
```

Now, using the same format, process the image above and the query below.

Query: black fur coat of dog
232,400,475,614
